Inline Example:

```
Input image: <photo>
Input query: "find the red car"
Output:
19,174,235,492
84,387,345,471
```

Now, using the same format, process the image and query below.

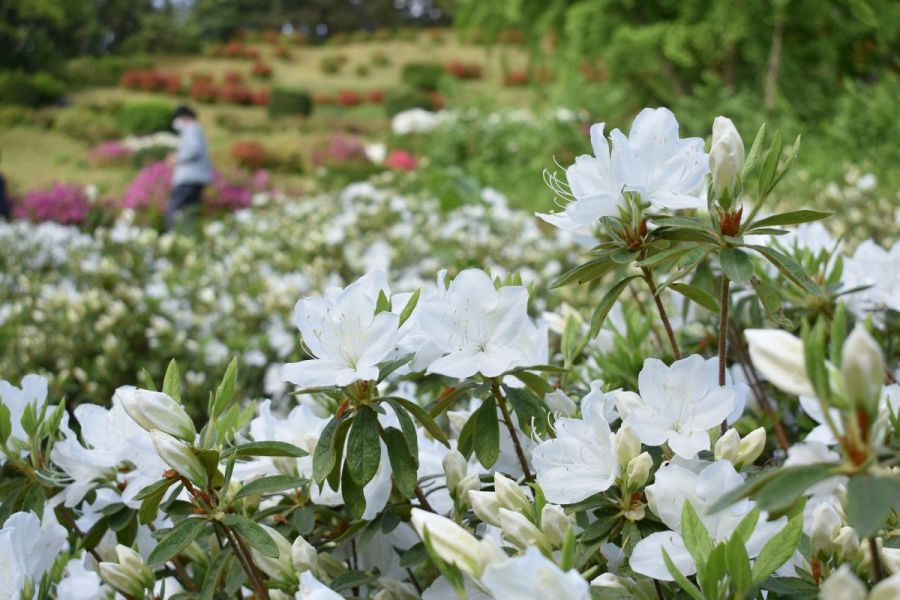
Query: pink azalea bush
309,133,369,167
384,149,418,171
13,184,92,225
88,141,134,167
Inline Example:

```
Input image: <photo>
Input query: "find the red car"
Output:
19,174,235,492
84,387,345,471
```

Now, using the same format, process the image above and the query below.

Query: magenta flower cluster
310,133,369,167
13,184,92,225
121,161,172,212
88,141,134,166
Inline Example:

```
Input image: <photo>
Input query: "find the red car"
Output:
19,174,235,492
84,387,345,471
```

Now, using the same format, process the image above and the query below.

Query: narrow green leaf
233,475,304,501
134,478,178,502
725,535,752,596
681,502,714,565
384,427,417,498
340,463,366,519
750,277,791,327
472,397,500,468
758,129,783,198
731,507,760,545
387,396,449,446
589,275,640,338
708,464,837,513
741,123,767,178
346,407,381,487
398,288,421,327
550,256,616,288
662,548,705,600
0,404,12,445
375,289,391,314
313,416,343,485
147,517,207,567
771,134,801,189
211,357,239,418
163,359,182,402
749,210,830,229
720,248,755,283
751,515,803,584
750,245,823,296
669,282,719,313
230,441,308,458
229,515,279,558
385,400,419,466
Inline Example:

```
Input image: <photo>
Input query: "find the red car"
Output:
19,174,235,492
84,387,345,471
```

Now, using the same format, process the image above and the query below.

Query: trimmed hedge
118,101,173,135
268,88,312,117
385,88,435,116
0,72,66,107
401,62,445,91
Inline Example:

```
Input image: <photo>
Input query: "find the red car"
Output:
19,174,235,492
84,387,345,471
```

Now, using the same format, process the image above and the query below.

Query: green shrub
268,88,313,118
0,72,66,107
132,145,172,168
118,101,173,135
384,88,434,116
61,55,154,88
401,62,445,91
54,107,122,144
0,105,33,128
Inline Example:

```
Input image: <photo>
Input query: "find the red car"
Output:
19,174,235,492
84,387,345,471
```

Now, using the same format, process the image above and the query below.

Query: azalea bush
1,107,899,600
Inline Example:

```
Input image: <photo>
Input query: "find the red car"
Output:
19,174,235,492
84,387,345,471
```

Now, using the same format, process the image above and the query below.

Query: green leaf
387,396,449,446
375,289,391,314
749,245,823,296
741,123,767,178
331,570,380,592
829,303,848,368
635,245,694,268
758,129,783,198
511,371,554,396
731,507,760,546
200,551,232,600
385,400,419,465
134,477,178,502
590,275,640,338
233,475,304,501
720,248,754,283
138,480,174,525
312,415,345,485
340,463,366,519
750,277,791,327
708,464,838,514
669,282,719,313
229,441,308,458
346,407,382,487
611,248,638,264
227,515,279,558
147,517,207,567
398,288,421,327
550,256,616,288
681,502,714,565
748,210,831,230
163,359,182,402
504,385,549,434
771,134,801,189
472,397,500,468
846,474,900,538
399,542,428,567
726,535,752,596
751,515,803,584
384,427,417,498
662,548,705,600
210,357,239,418
1,404,15,444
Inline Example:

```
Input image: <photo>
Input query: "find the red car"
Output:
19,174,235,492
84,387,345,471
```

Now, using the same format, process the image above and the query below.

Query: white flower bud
819,565,867,600
834,526,860,561
498,508,549,553
625,452,653,490
115,544,154,589
291,535,318,576
871,572,900,600
456,472,481,501
615,423,641,467
714,429,740,463
810,503,842,554
540,504,572,547
709,116,744,198
442,449,467,492
842,325,884,417
493,473,531,515
736,427,766,467
99,545,154,597
150,430,208,486
469,490,502,527
249,524,295,583
745,329,815,396
544,389,577,417
116,386,196,441
411,508,486,577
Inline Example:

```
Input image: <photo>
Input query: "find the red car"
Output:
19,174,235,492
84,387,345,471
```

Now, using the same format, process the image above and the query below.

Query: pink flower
13,184,91,225
88,141,134,167
384,149,418,171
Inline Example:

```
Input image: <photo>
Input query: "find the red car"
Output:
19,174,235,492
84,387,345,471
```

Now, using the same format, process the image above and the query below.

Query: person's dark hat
173,105,197,119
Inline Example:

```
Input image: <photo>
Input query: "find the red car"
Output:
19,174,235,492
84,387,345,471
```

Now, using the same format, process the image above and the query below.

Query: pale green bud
810,503,842,554
249,524,295,583
411,508,485,577
498,508,549,553
99,545,154,597
625,452,653,489
291,535,318,576
442,449,467,492
714,429,740,463
842,325,884,417
150,430,208,486
709,116,744,200
493,473,531,515
819,565,866,600
456,472,481,501
116,386,196,441
834,526,860,562
615,423,641,467
736,427,766,467
540,503,572,547
469,490,502,527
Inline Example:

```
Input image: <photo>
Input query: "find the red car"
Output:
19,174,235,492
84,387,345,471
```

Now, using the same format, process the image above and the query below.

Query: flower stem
217,522,270,600
870,537,886,582
492,379,533,482
718,276,731,435
641,268,682,360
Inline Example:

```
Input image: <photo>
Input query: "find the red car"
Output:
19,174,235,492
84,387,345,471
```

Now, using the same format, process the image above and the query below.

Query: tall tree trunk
764,8,785,112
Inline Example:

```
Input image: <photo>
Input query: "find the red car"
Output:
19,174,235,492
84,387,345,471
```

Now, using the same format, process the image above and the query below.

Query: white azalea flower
420,269,533,379
283,274,400,388
0,374,49,464
57,555,105,600
296,571,343,600
842,240,900,325
481,547,590,600
0,510,67,599
616,355,748,458
533,399,618,504
630,461,786,581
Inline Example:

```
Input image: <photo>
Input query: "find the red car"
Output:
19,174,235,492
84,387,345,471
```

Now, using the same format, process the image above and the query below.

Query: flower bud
469,490,502,527
615,423,641,467
411,508,486,577
834,526,860,561
714,429,740,463
116,386,196,441
745,329,815,396
456,472,481,501
291,535,318,577
493,473,531,515
99,545,154,597
736,427,766,467
544,389,577,417
819,565,867,600
625,452,652,490
250,524,295,583
810,503,842,554
150,430,208,486
709,116,744,199
442,450,467,493
842,325,884,418
498,508,549,553
871,572,900,600
540,504,572,547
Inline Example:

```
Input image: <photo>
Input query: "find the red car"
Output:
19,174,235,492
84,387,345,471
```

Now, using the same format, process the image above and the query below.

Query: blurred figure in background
0,151,9,220
165,105,211,232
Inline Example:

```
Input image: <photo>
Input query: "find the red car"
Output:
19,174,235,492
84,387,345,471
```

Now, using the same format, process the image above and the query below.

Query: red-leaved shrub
231,141,268,169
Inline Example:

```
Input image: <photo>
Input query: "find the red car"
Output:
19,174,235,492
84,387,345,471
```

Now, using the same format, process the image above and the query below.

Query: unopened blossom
708,116,745,198
629,461,786,580
616,355,748,458
411,508,500,577
842,325,884,416
481,547,590,600
533,398,618,504
283,274,399,388
116,386,196,441
419,269,533,379
819,565,867,600
151,430,208,486
744,329,816,396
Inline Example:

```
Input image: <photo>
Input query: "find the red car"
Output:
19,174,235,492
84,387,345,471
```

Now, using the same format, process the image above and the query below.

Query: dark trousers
164,183,204,232
0,174,9,219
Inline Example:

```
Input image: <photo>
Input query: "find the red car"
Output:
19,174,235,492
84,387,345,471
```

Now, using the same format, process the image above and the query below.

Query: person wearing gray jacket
165,105,212,231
